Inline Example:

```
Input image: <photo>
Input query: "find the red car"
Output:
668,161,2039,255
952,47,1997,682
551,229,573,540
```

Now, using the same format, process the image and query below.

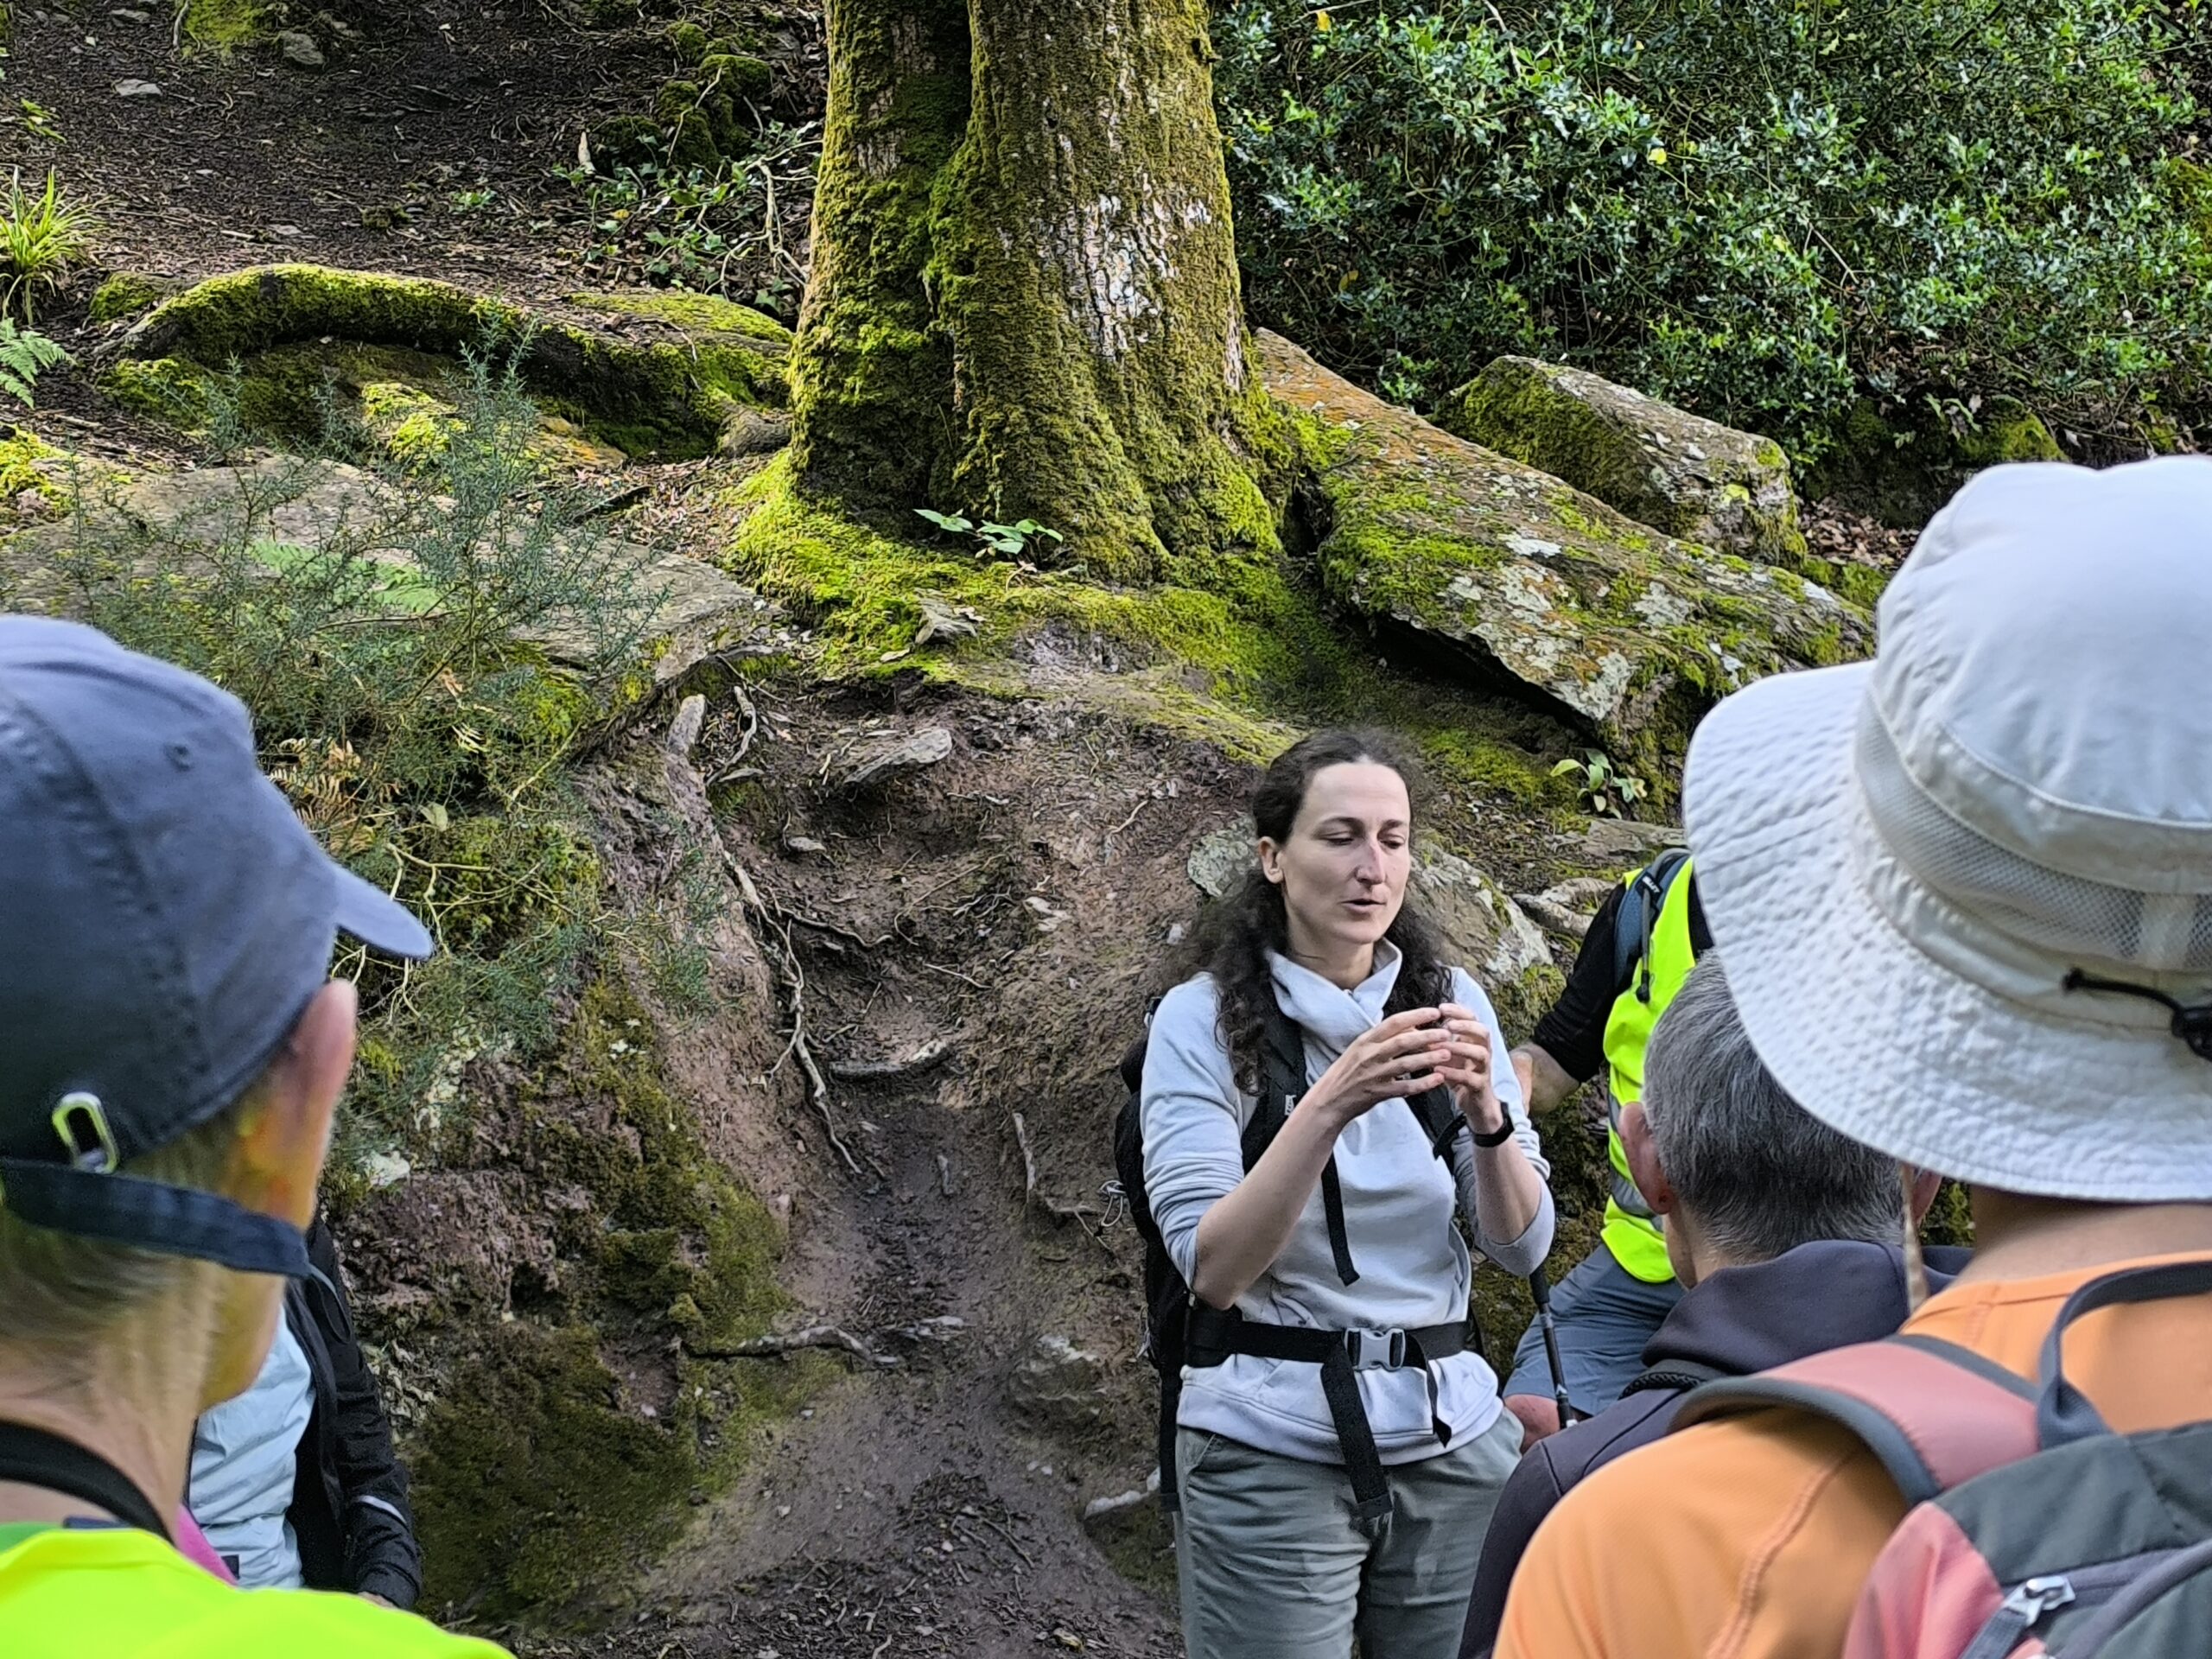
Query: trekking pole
1529,1268,1579,1427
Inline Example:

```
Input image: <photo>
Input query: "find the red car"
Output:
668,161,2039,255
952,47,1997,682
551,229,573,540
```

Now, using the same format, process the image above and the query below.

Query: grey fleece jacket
1141,944,1554,1465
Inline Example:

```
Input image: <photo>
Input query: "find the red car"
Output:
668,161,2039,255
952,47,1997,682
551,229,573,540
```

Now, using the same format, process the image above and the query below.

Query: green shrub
44,348,655,1172
1217,0,2212,457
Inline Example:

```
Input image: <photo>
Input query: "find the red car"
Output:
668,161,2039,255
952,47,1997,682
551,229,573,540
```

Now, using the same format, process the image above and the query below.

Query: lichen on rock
1438,355,1808,566
1260,332,1871,785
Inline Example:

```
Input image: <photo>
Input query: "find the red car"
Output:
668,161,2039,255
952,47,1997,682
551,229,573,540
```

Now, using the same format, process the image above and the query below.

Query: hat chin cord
2061,969,2212,1062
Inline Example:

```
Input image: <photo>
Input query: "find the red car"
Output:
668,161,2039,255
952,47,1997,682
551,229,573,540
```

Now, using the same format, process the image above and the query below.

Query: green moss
700,52,772,100
410,976,812,1623
0,427,60,503
413,1322,697,1619
87,272,171,325
666,19,708,61
179,0,269,52
99,356,219,424
1955,396,2063,467
727,453,1572,786
106,264,788,456
570,288,792,347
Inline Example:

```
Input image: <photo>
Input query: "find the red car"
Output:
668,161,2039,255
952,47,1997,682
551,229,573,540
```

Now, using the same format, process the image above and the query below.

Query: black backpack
1110,1000,1474,1522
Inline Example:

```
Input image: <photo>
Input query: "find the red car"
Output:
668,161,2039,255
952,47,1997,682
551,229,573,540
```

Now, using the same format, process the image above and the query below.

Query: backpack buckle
1344,1327,1408,1370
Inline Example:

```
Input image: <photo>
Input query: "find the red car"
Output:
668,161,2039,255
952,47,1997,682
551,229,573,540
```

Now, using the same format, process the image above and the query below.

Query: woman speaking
1142,729,1554,1657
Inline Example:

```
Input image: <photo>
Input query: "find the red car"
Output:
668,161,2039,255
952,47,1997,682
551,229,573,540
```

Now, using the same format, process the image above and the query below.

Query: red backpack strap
1669,1333,2041,1506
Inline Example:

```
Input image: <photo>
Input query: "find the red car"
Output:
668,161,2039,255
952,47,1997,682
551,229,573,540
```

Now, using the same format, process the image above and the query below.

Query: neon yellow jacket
1597,856,1698,1283
0,1522,508,1659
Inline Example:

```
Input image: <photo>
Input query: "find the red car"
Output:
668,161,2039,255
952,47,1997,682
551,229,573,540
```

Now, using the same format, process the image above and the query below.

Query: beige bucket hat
1684,457,2212,1200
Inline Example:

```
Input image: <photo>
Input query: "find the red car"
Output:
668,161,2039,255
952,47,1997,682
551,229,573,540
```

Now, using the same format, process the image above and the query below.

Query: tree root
830,1037,954,1081
664,694,867,1184
686,1315,966,1370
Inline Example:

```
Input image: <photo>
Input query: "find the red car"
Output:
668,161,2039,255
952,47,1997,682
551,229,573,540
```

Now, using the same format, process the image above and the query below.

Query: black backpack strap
1188,1304,1467,1533
1612,848,1692,1003
1670,1333,2038,1506
1619,1357,1726,1398
0,1422,170,1540
1253,1002,1363,1286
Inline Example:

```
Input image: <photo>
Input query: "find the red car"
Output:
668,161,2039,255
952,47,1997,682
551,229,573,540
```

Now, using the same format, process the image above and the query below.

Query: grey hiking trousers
1173,1409,1522,1659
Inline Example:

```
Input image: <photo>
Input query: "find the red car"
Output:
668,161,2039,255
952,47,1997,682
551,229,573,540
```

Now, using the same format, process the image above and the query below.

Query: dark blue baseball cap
0,617,431,1278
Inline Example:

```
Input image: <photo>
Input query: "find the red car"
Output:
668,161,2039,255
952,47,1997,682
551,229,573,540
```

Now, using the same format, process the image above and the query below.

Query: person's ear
1256,836,1285,886
1905,1165,1944,1228
226,979,358,1228
1622,1100,1675,1216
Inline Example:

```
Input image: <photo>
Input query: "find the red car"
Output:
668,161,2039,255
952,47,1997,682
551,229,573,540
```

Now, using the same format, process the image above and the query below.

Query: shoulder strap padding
1612,847,1693,997
1670,1334,2040,1507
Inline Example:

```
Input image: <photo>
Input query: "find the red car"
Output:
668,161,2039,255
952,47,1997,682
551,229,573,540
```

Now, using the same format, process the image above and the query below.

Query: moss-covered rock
1260,331,1872,784
700,51,772,101
721,452,1574,800
1808,395,2067,528
1438,356,1808,566
99,264,791,458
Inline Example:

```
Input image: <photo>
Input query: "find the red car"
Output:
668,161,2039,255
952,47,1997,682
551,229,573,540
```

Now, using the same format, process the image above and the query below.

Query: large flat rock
1257,332,1870,774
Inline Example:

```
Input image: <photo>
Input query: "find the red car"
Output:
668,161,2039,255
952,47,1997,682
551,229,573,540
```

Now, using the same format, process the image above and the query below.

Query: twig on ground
918,959,986,989
1012,1111,1040,1211
688,1325,899,1368
936,1151,955,1196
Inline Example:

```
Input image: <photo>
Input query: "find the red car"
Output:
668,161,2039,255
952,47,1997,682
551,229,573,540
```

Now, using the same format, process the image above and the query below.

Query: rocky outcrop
1185,823,1550,997
1437,355,1807,564
1257,332,1872,778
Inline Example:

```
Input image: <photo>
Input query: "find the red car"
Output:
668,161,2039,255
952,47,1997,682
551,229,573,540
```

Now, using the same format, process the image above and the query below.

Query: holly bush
1217,0,2212,460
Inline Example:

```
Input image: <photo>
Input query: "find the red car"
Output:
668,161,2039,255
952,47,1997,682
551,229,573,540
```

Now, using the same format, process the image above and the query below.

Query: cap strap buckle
51,1092,120,1173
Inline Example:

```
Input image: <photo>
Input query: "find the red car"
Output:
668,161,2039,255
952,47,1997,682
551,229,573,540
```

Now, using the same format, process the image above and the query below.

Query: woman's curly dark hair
1173,728,1452,1092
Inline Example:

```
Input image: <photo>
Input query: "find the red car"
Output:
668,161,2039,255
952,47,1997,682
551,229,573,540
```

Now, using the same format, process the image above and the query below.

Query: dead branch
685,1314,966,1370
1012,1110,1040,1211
830,1038,954,1081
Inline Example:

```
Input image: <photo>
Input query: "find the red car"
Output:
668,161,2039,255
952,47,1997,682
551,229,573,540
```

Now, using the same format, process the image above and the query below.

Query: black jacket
282,1218,422,1607
1459,1239,1970,1657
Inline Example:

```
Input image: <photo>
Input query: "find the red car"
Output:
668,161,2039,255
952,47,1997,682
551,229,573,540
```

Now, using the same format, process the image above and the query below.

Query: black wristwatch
1469,1116,1516,1148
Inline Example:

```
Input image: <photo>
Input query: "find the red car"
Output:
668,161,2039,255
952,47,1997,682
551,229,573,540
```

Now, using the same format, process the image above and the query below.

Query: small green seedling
1553,750,1647,818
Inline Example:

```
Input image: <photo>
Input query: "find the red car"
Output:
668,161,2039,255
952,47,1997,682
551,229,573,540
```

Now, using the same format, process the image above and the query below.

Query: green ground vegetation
724,451,1581,811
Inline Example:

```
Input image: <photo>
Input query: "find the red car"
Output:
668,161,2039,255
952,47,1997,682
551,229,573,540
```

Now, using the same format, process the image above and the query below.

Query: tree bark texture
790,0,1280,579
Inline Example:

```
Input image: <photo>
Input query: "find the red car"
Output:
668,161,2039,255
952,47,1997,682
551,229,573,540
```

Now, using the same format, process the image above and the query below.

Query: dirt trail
519,687,1243,1657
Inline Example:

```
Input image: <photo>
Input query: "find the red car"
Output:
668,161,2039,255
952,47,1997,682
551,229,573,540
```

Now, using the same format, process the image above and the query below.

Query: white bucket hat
1684,456,2212,1201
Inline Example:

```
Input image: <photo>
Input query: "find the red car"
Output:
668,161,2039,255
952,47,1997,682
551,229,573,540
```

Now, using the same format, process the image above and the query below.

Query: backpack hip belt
1185,1300,1467,1530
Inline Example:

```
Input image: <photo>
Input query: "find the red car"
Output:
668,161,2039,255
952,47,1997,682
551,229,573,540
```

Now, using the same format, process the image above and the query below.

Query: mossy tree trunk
790,0,1281,580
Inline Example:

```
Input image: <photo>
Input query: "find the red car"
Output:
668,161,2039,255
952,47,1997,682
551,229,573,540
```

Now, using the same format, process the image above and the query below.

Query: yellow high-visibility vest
1597,855,1698,1283
0,1522,508,1659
